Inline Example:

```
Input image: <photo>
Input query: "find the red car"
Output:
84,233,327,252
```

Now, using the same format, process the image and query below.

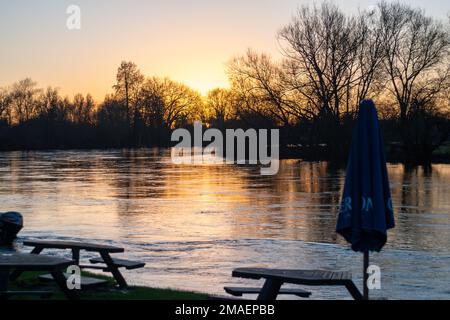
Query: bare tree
72,93,85,123
278,2,364,118
96,94,129,146
0,87,12,124
344,8,386,113
228,50,294,126
97,94,127,126
377,1,450,162
141,77,203,129
205,88,235,126
83,94,95,124
9,78,41,123
71,93,95,124
113,61,144,142
379,1,450,121
37,87,66,121
275,2,381,159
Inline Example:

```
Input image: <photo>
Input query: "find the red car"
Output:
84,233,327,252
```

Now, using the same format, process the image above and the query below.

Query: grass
7,271,209,300
433,144,450,156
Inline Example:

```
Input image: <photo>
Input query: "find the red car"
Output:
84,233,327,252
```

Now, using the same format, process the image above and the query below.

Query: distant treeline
1,1,450,164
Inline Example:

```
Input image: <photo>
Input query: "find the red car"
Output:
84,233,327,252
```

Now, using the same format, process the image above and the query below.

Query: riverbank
1,144,450,165
281,143,450,164
9,271,209,300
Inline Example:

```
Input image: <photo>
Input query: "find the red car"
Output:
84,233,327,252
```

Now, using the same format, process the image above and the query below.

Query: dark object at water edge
0,212,23,245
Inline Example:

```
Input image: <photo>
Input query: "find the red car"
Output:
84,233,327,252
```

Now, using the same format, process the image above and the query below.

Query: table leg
345,281,363,300
50,269,79,300
9,247,44,281
72,248,80,265
30,247,44,255
99,252,128,288
257,278,282,300
0,269,10,300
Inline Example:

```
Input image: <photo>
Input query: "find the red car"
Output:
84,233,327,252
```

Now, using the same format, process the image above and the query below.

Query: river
0,149,449,299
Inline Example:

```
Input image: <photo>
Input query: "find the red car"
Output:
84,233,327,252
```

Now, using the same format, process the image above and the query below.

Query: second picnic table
12,240,144,288
228,267,363,300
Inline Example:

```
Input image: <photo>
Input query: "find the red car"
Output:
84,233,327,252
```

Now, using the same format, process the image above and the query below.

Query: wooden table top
232,268,353,285
23,240,124,253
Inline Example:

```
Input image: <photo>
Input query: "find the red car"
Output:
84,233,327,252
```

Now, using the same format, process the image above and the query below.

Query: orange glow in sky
1,0,448,100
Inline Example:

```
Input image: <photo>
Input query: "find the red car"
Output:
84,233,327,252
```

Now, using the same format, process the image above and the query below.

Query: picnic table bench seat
230,268,363,300
224,286,311,298
89,257,145,270
38,273,108,289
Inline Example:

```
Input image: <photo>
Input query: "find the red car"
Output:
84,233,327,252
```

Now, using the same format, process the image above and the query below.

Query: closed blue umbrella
336,99,395,299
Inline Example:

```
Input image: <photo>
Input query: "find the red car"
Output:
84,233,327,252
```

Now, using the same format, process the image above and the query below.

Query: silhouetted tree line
1,1,450,164
227,1,450,164
0,64,203,150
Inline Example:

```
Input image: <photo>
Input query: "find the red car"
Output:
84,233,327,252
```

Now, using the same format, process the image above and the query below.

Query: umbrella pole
363,251,369,300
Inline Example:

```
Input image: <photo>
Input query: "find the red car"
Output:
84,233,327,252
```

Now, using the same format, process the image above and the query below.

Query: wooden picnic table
231,267,363,300
0,253,77,300
13,240,129,288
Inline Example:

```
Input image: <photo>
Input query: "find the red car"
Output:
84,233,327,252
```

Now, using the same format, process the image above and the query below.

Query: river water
0,149,449,299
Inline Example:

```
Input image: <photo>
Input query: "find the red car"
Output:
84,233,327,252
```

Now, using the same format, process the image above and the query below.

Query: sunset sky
1,0,449,100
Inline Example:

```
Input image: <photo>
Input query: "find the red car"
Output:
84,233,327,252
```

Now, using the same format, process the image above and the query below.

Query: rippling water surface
0,149,449,299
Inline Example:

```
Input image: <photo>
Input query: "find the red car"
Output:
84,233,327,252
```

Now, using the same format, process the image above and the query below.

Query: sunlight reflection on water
0,149,449,299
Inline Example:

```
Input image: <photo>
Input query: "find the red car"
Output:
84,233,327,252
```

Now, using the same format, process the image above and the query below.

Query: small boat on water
0,212,23,245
